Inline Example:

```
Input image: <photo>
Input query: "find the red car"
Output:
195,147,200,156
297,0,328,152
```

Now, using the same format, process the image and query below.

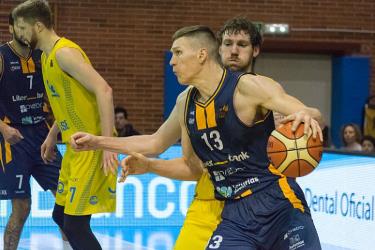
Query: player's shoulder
237,73,279,94
176,86,193,105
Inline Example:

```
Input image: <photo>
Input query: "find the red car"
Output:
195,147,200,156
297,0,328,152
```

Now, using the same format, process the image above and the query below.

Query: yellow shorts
174,172,224,250
55,145,117,215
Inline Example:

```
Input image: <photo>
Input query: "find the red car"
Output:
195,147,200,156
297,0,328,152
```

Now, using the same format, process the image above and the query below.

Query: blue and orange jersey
185,69,281,200
0,43,46,125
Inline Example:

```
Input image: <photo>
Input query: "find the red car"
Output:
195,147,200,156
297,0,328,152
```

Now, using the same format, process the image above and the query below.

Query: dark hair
217,17,263,49
361,135,375,145
172,25,218,58
341,123,362,146
115,107,128,119
9,13,14,26
13,0,53,29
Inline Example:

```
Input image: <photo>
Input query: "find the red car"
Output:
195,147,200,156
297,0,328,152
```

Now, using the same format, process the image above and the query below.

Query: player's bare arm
119,89,204,182
55,47,117,175
235,74,323,140
41,121,59,163
71,105,181,155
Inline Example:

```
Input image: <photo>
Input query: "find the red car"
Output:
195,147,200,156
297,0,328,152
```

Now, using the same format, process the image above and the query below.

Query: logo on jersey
188,111,195,125
0,190,7,196
228,152,250,162
10,65,21,71
10,61,21,71
59,120,70,131
47,81,59,97
19,102,43,113
218,104,229,118
21,116,33,124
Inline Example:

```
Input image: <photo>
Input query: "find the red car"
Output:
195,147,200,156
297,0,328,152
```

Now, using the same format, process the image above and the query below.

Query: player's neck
38,30,61,55
194,63,224,102
9,40,30,58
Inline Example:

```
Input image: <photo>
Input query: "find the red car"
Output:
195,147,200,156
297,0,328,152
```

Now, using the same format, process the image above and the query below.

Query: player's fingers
70,136,78,149
16,130,24,139
280,114,295,124
75,135,90,145
303,116,311,135
41,144,47,162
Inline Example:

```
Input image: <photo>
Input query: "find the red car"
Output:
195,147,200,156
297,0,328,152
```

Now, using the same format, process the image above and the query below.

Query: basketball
267,121,323,177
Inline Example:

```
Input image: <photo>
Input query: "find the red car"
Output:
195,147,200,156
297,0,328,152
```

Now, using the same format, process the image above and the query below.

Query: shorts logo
216,186,232,198
90,196,98,205
108,187,116,194
57,182,64,194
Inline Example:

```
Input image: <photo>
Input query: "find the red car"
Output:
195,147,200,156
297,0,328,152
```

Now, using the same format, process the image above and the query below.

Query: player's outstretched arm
71,105,181,155
119,153,202,183
55,47,117,175
238,74,323,141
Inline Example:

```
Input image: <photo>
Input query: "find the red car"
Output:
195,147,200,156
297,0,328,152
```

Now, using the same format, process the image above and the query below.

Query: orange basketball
267,121,323,177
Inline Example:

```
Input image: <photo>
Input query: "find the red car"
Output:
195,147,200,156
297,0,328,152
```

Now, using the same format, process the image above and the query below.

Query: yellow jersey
41,38,101,142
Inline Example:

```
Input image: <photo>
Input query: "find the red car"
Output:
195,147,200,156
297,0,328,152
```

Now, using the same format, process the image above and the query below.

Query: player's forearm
148,157,202,181
96,134,163,155
49,122,60,137
96,85,115,137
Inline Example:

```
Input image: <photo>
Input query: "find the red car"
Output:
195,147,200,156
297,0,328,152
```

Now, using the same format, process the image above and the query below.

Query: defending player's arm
41,121,60,163
71,105,181,155
55,47,117,175
0,54,24,144
237,74,323,140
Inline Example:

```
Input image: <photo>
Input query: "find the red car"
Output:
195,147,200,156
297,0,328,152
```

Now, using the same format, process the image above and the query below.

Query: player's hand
280,111,323,141
119,152,151,183
70,132,98,151
1,125,24,145
102,150,118,176
41,135,57,164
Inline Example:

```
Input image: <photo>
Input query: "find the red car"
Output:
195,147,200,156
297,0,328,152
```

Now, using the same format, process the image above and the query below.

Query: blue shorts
206,178,321,250
0,122,61,200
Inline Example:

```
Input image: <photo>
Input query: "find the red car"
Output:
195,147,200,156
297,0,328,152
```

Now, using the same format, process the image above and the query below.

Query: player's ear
9,25,14,35
198,48,208,64
253,46,260,58
35,21,45,33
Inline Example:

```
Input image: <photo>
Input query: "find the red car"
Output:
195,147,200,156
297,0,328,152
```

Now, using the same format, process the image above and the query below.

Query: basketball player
0,13,70,250
120,25,323,249
12,1,118,249
70,18,297,249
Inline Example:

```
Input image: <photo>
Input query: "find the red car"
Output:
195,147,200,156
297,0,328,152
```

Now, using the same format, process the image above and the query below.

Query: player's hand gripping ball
267,121,323,177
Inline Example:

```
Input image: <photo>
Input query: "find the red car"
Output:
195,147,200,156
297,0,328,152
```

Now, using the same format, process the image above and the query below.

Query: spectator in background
115,106,140,137
361,135,375,153
341,123,362,151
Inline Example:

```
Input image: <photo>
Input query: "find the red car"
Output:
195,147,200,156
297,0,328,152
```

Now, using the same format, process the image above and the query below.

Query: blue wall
331,56,370,148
